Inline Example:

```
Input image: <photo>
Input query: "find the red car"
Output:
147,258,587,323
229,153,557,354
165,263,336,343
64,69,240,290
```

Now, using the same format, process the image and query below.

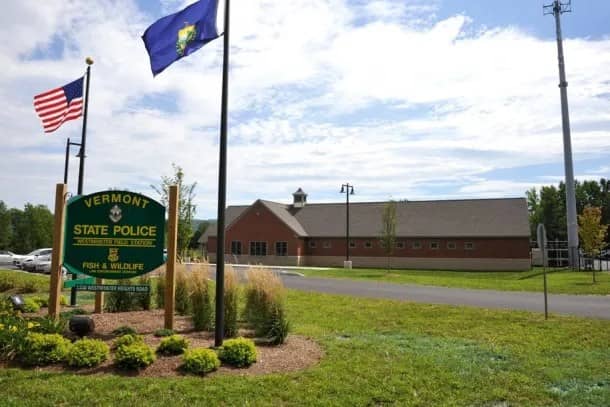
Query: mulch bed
4,309,323,378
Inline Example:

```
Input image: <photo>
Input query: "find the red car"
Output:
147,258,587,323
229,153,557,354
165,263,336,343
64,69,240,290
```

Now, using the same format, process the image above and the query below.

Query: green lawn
1,289,609,406
297,267,610,295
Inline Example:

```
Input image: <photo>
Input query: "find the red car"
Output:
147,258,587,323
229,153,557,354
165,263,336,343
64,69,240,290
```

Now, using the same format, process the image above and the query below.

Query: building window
396,242,405,249
349,241,356,248
323,241,332,249
231,241,242,255
430,241,439,250
465,242,475,250
250,241,267,256
412,241,422,250
309,241,317,248
364,241,372,249
447,242,456,250
275,241,287,256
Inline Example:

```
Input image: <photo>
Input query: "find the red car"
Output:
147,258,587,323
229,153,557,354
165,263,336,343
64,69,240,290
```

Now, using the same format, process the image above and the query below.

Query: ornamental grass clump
219,337,257,368
244,267,290,344
20,332,71,366
189,264,213,331
156,334,189,356
181,348,220,375
114,342,156,370
223,265,239,338
0,314,29,361
66,338,109,368
175,265,190,315
155,270,166,309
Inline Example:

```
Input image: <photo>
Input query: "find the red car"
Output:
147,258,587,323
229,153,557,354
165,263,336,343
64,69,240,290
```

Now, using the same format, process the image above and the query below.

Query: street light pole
63,138,81,185
340,183,355,267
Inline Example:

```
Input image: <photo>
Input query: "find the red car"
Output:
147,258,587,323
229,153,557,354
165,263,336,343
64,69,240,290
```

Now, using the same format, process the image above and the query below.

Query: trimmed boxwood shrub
112,334,143,349
156,335,188,356
66,338,109,368
114,342,155,370
22,298,40,313
154,328,174,337
219,337,257,367
112,326,137,337
181,348,220,375
20,332,71,366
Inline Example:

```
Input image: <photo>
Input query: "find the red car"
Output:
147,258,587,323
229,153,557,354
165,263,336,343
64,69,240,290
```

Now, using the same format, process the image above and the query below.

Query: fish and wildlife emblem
108,248,119,262
109,205,122,223
176,23,197,56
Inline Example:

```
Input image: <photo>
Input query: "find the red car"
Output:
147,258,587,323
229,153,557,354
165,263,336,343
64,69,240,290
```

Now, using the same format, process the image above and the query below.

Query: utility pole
544,0,579,268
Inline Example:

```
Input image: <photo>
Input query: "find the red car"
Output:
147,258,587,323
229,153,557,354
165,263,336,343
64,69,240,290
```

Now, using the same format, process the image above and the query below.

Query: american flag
33,77,84,133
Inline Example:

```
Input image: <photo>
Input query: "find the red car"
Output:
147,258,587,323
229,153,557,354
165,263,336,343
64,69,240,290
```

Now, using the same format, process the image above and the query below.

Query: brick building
200,189,531,271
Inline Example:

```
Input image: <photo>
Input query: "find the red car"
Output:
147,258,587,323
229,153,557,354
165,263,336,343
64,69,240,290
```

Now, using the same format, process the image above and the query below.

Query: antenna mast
544,1,579,269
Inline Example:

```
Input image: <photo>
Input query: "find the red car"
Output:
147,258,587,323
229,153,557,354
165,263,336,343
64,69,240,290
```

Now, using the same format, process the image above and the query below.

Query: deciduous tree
578,206,607,283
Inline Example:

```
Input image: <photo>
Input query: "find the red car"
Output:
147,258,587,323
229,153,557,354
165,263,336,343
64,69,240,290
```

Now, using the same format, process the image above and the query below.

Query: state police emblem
109,205,122,223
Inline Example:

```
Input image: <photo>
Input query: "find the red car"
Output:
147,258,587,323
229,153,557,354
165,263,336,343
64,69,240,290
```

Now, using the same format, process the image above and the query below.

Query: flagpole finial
85,57,94,65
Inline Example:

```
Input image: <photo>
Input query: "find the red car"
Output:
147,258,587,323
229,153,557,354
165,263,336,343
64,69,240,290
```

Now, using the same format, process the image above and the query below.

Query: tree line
527,178,610,243
0,164,207,257
0,201,54,253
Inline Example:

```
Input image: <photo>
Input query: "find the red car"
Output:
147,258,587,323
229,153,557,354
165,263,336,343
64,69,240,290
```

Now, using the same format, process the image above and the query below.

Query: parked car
16,248,52,270
35,254,66,276
0,250,19,265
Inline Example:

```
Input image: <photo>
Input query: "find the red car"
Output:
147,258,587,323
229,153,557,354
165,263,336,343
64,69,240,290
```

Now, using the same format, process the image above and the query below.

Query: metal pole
551,1,579,268
64,138,70,184
346,186,350,261
215,0,230,347
71,58,93,307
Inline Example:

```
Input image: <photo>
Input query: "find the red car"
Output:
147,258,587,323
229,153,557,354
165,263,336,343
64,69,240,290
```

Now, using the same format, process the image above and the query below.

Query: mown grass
1,287,609,406
298,267,610,295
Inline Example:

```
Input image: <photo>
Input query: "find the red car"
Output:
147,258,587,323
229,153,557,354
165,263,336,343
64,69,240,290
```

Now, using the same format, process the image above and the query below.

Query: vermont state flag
142,0,219,76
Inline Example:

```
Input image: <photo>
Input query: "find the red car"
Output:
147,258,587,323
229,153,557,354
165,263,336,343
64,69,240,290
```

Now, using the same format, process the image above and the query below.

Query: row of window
229,240,476,256
231,241,287,256
309,241,475,250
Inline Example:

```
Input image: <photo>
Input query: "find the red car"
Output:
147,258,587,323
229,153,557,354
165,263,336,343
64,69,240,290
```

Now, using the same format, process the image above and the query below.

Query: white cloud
0,0,608,218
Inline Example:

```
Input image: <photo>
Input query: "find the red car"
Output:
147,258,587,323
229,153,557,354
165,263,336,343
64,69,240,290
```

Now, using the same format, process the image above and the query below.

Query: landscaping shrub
244,268,290,344
112,326,137,337
31,315,66,334
33,296,49,308
189,265,213,331
105,280,137,312
265,303,290,345
112,334,143,349
134,275,152,311
175,265,190,315
66,338,109,368
219,337,257,367
156,334,189,356
154,328,174,337
59,295,68,306
0,296,13,314
155,271,165,309
0,275,15,292
181,348,220,375
0,271,47,293
114,342,155,370
223,264,239,338
0,314,28,361
20,332,71,366
22,297,40,313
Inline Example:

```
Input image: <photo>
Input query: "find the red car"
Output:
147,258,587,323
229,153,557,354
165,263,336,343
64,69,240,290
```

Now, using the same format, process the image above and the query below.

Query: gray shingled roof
204,198,529,239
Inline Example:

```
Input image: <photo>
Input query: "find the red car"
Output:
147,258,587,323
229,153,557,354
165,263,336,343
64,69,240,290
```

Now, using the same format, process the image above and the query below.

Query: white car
16,248,52,270
0,250,18,265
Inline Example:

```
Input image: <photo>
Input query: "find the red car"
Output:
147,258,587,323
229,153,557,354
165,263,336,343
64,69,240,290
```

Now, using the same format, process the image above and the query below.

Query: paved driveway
207,264,610,320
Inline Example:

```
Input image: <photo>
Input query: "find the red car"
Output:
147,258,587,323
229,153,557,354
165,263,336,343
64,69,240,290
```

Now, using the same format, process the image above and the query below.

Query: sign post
63,191,165,307
49,184,67,319
537,223,549,320
165,185,178,330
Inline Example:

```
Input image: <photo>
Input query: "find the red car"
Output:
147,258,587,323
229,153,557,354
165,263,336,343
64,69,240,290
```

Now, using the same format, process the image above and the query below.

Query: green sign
74,284,151,293
64,190,165,279
63,276,96,288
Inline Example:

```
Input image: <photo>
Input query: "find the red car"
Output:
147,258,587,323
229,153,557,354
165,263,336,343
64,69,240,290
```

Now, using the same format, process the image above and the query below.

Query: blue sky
0,0,609,218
